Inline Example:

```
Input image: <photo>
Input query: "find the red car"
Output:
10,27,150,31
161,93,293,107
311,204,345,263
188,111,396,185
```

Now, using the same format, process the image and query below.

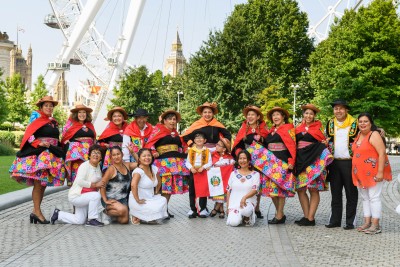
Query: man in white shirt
122,108,153,162
325,100,359,230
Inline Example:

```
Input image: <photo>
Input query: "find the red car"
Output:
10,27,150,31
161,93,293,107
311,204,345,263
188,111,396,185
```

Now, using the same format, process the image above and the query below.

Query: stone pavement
0,157,399,267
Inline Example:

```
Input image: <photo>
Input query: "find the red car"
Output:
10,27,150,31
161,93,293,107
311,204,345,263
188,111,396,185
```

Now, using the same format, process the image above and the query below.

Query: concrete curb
0,186,68,211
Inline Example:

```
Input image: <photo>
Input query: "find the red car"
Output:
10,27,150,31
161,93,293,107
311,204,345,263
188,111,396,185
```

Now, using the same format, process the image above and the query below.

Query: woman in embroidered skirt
209,137,235,219
226,150,260,227
352,112,392,234
9,96,65,224
129,148,168,224
247,107,296,224
294,104,333,226
145,110,190,218
61,104,96,186
232,105,269,219
97,107,128,171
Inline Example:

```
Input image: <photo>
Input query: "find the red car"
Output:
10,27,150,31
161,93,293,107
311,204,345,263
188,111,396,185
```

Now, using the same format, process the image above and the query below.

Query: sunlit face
89,150,102,165
135,116,148,130
194,135,206,147
238,153,249,168
112,111,124,126
303,109,315,125
358,116,372,133
111,148,123,164
246,110,260,125
163,115,177,130
272,111,284,126
41,102,54,116
215,141,226,154
333,105,348,122
138,150,153,166
77,110,87,122
201,107,214,122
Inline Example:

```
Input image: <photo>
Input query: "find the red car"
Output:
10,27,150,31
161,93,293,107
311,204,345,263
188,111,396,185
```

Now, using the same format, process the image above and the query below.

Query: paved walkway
0,157,399,267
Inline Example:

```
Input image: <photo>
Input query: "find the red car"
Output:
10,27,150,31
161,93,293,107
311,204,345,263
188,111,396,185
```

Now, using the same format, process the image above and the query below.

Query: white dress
128,166,168,222
226,170,260,227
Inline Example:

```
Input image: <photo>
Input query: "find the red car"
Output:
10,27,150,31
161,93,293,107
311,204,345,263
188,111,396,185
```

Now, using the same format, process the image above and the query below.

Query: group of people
9,96,392,233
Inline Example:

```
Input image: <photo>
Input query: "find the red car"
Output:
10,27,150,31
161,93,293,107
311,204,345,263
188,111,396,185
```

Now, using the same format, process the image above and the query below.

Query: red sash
61,118,96,144
232,120,269,150
20,111,57,149
98,121,128,140
295,120,325,141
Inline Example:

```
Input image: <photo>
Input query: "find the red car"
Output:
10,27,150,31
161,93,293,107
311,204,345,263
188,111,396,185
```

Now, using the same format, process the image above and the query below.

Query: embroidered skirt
154,157,190,194
65,140,93,185
9,150,65,187
247,142,295,197
295,148,333,191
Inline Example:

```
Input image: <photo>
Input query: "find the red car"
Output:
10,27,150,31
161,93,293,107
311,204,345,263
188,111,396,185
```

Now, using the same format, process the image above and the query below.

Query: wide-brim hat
70,103,93,113
243,105,264,121
196,102,218,115
301,104,320,114
107,107,128,121
267,107,290,122
129,108,151,117
330,99,351,110
35,95,58,107
160,110,181,123
220,137,232,153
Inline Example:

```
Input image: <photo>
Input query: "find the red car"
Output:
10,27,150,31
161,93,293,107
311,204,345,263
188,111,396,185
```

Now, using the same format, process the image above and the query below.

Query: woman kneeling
226,150,260,227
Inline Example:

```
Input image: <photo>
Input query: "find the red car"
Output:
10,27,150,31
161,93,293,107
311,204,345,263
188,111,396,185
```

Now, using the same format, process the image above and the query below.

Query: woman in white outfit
51,144,105,227
129,148,168,224
226,150,260,227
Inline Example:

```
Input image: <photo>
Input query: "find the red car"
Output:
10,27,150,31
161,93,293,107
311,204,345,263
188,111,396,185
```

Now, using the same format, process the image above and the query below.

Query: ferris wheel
44,0,146,132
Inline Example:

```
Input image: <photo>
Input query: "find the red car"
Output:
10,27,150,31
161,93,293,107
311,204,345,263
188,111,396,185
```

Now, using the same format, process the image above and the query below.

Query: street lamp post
291,84,299,123
177,91,183,132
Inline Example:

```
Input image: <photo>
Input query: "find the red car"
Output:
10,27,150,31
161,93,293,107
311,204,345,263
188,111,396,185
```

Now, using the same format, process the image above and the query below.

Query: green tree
0,68,8,124
30,75,48,110
53,106,68,129
309,0,400,135
112,66,168,125
4,74,30,126
171,0,314,132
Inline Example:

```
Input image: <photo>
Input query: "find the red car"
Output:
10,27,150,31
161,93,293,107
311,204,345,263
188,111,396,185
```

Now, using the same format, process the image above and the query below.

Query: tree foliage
4,74,30,125
0,68,8,124
169,0,314,132
309,0,400,135
112,66,171,125
30,75,48,111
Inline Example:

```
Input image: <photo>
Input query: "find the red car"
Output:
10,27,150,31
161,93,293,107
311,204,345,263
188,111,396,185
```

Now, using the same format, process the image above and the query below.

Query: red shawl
295,120,325,142
98,121,127,141
144,123,180,150
124,121,153,142
270,123,296,165
61,118,96,144
20,111,57,149
232,120,269,150
181,117,226,137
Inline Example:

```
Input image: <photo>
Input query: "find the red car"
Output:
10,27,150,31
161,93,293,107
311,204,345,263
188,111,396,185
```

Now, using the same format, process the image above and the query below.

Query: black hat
129,108,150,117
193,129,207,139
330,100,351,110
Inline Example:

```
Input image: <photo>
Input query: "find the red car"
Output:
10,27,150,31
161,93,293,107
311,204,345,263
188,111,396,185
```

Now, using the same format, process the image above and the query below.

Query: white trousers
58,192,101,224
359,182,384,219
226,202,254,227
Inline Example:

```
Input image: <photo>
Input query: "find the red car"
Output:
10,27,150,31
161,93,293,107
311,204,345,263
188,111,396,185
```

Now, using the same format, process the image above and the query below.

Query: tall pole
177,91,183,133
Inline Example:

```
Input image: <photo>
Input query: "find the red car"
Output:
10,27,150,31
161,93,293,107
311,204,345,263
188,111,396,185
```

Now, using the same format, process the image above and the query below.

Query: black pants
188,173,207,212
329,159,358,226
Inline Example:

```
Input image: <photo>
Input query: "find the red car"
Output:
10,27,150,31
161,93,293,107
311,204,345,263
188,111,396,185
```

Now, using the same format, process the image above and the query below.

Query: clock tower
163,31,186,77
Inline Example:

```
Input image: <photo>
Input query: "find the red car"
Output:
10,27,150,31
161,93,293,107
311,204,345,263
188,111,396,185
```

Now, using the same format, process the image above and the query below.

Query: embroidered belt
297,141,314,149
74,137,94,145
268,142,287,151
156,144,179,155
38,137,58,146
108,141,122,147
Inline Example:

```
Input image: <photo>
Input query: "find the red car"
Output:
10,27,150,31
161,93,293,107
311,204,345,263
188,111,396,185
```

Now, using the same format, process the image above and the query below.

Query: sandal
243,217,251,226
364,224,382,234
219,211,225,219
357,223,371,232
130,216,140,225
210,209,219,217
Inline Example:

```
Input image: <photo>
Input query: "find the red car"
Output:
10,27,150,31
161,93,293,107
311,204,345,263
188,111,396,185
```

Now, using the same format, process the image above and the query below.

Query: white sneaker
187,210,194,216
199,209,209,218
100,212,111,225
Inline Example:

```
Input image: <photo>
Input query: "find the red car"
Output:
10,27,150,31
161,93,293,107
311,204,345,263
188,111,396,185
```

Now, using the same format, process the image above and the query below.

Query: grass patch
0,156,27,195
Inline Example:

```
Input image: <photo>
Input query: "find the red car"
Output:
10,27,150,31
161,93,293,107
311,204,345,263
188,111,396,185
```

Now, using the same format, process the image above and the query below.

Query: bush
0,131,15,146
0,122,13,131
0,141,16,156
13,131,24,147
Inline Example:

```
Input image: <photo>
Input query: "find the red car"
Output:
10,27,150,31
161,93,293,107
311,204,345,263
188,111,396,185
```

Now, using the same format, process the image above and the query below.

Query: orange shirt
351,131,392,188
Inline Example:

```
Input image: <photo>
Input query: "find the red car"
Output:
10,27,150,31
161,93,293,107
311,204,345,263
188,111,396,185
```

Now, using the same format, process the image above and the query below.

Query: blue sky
0,0,374,97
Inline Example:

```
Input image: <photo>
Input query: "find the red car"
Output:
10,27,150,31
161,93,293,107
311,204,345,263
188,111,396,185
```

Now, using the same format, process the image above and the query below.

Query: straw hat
160,110,181,123
35,95,58,107
301,103,320,114
107,107,128,121
242,105,264,121
70,103,93,113
196,102,218,115
266,107,290,122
